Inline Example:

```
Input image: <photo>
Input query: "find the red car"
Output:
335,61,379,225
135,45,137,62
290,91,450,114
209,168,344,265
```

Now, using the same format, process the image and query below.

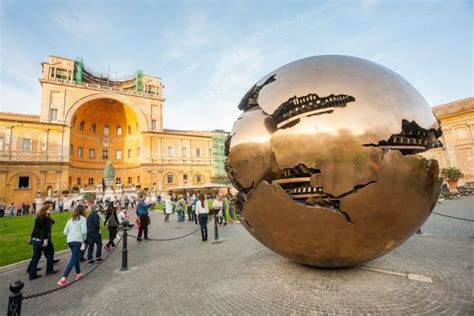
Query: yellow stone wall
421,97,474,182
0,55,213,205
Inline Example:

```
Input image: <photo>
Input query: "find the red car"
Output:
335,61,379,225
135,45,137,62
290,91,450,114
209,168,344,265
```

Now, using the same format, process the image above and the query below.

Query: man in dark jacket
86,200,102,264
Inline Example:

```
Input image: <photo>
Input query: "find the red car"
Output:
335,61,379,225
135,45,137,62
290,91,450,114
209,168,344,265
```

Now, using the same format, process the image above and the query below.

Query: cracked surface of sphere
226,55,442,268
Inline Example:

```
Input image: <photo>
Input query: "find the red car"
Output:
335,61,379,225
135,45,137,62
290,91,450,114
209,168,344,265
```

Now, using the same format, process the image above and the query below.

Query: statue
103,161,116,199
226,55,442,268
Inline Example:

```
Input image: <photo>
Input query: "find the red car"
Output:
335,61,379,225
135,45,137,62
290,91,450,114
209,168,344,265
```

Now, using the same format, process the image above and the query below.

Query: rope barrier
22,234,123,300
432,211,474,222
126,218,213,241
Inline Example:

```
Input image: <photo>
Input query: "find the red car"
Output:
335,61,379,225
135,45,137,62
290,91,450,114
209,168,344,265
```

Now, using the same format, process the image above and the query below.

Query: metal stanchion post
120,220,128,271
212,209,223,244
8,280,24,316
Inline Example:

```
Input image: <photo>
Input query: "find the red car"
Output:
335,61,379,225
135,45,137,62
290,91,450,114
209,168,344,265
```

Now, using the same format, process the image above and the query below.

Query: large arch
64,93,149,130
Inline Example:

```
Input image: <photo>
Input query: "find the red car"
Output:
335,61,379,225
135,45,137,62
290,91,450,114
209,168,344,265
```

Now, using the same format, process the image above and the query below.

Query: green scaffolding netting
74,57,84,83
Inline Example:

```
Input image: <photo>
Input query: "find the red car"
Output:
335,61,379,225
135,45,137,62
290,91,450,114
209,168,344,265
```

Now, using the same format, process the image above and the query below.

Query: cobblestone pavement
1,197,473,315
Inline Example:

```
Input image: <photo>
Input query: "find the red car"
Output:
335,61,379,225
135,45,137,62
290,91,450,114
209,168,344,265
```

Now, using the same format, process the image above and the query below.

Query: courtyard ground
0,196,472,315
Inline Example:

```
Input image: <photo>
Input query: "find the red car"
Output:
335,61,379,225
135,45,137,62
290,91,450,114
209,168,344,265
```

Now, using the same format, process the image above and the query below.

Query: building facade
0,55,221,205
420,97,474,182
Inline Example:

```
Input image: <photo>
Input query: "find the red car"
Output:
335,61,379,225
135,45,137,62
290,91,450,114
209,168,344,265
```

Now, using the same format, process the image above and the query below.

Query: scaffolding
211,131,229,184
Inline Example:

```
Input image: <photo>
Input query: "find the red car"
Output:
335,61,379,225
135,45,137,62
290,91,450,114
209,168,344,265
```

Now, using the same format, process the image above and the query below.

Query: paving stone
0,197,473,315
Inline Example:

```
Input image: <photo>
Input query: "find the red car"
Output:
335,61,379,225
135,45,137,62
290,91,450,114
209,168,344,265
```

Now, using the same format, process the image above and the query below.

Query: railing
47,78,161,99
0,150,65,162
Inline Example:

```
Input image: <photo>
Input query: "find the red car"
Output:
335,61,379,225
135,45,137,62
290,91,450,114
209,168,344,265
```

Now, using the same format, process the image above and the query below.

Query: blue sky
0,0,472,130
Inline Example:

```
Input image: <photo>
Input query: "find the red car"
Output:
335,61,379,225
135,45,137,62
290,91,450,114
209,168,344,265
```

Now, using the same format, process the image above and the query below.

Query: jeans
43,239,54,272
107,227,118,247
27,240,43,279
63,241,82,277
187,206,193,221
87,233,102,260
138,215,149,239
198,214,208,240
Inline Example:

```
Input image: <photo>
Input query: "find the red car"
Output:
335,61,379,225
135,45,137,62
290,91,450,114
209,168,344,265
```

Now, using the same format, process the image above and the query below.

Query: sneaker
95,257,103,262
88,260,95,265
46,270,59,275
80,257,86,262
29,274,42,281
104,245,110,252
57,277,68,287
75,272,85,281
53,259,60,264
137,238,142,242
26,267,41,273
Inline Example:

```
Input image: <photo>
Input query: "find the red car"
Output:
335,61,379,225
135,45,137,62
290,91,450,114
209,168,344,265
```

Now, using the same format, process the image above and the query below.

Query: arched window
195,173,203,183
90,123,96,134
167,174,174,184
104,125,109,136
79,120,85,131
117,126,122,136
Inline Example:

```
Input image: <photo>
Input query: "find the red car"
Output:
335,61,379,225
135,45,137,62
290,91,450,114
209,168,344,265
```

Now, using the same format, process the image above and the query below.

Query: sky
0,0,472,131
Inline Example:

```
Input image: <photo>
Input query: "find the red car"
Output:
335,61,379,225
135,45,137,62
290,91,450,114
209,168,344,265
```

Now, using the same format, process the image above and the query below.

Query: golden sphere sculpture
226,55,442,267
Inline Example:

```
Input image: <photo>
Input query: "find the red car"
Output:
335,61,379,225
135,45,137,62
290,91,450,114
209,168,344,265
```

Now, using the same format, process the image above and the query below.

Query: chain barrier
432,211,474,222
126,217,213,241
22,234,123,300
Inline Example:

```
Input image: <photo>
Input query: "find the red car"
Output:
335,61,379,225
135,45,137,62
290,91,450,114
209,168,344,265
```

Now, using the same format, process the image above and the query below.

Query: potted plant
440,167,464,188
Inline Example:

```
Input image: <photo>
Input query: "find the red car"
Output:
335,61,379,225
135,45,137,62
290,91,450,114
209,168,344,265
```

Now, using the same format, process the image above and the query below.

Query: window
117,126,122,136
79,121,85,131
116,150,122,160
196,174,202,183
127,125,132,134
77,178,81,185
0,137,4,149
22,139,32,152
196,147,201,158
151,120,157,131
182,147,187,157
183,174,188,182
70,144,73,155
89,149,95,159
116,178,121,184
78,147,83,158
104,125,109,136
91,123,96,134
167,174,174,184
167,146,173,157
137,147,141,157
127,177,132,184
49,109,58,121
88,178,94,185
137,176,140,183
18,176,30,189
127,149,132,158
102,150,109,160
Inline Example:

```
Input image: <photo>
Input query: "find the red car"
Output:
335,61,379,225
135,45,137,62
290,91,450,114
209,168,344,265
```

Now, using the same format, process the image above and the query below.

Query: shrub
61,190,70,195
83,192,96,201
440,167,464,180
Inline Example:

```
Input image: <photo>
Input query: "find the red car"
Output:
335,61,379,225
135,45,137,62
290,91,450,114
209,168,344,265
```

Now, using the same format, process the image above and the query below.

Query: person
213,195,224,225
118,207,134,228
71,199,76,210
58,199,64,212
57,205,87,287
43,201,61,265
0,201,4,217
9,203,15,217
164,194,174,222
136,194,153,241
86,200,102,264
227,194,236,222
16,202,22,216
104,203,119,250
32,201,37,214
26,205,58,280
124,196,130,209
195,194,209,241
176,195,185,222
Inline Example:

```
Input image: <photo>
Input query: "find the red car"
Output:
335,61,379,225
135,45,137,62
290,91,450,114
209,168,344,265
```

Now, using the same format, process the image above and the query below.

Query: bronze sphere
226,55,442,268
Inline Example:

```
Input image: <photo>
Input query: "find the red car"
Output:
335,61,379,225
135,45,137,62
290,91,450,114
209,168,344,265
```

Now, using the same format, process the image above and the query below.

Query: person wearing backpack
104,203,119,251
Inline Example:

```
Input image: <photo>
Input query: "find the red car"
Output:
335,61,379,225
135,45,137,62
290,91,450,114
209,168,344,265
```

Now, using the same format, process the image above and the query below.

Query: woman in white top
212,195,224,226
57,205,87,287
164,194,174,222
195,194,209,241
